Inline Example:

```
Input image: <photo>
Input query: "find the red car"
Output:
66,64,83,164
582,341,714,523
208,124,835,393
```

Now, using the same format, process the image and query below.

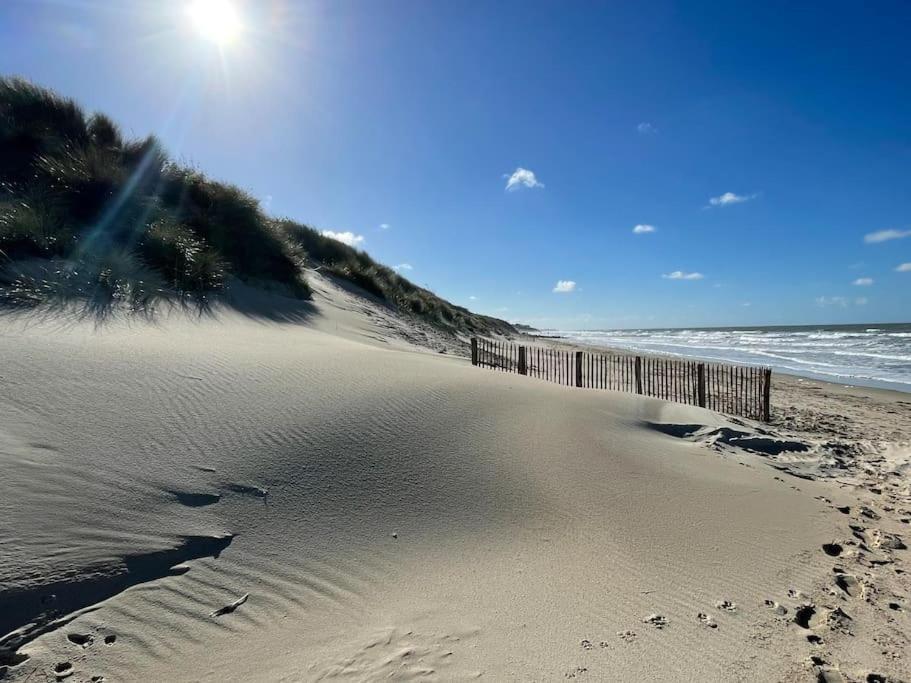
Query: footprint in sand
697,613,717,629
564,667,587,679
816,667,846,683
764,599,788,616
580,639,593,651
617,630,637,642
833,572,861,597
104,635,116,646
793,604,816,629
67,633,93,648
53,662,74,679
822,543,843,557
642,614,668,629
714,600,737,611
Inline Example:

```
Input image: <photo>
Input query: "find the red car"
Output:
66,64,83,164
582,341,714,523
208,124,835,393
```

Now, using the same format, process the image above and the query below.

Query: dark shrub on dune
0,78,513,335
277,221,515,335
0,77,306,308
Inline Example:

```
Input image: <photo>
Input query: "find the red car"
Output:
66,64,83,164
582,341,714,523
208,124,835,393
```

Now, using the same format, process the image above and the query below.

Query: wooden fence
471,337,772,421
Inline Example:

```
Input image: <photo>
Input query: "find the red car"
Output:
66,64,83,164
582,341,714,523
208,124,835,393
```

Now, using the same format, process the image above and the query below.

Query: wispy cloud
636,122,657,134
662,271,704,280
379,223,390,230
505,167,544,191
553,280,577,293
864,228,911,244
632,224,656,234
321,230,364,247
816,296,868,307
897,263,911,272
706,191,757,208
852,277,873,286
393,263,413,272
468,295,478,301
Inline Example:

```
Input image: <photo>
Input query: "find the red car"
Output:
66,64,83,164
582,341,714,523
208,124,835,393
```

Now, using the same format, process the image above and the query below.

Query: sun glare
187,0,242,45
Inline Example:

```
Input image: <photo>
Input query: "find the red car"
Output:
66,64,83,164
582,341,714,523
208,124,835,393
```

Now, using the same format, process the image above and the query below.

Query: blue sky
2,0,910,328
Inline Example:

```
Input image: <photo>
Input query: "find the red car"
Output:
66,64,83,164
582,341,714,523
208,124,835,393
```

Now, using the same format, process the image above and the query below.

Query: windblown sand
1,276,908,682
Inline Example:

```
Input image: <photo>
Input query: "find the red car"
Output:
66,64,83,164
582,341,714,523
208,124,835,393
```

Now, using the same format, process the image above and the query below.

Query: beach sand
1,274,908,682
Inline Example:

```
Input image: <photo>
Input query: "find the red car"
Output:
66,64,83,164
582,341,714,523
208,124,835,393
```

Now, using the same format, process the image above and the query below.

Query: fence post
575,351,583,387
634,356,643,394
762,368,772,422
518,346,527,375
697,363,706,407
470,337,478,366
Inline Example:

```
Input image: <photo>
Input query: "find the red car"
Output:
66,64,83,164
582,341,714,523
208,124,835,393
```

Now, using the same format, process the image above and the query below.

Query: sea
546,323,911,393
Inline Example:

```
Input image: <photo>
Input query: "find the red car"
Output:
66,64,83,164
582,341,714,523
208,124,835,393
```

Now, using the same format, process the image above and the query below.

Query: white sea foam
548,324,911,392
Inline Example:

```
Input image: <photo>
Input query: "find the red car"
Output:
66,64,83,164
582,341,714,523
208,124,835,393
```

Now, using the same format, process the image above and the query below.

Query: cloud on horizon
632,224,656,234
864,228,911,244
321,230,364,247
662,271,704,280
816,296,868,307
852,277,873,286
553,280,577,293
706,191,757,208
505,167,544,191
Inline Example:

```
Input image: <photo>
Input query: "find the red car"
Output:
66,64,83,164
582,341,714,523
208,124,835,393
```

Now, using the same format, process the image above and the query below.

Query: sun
187,0,243,45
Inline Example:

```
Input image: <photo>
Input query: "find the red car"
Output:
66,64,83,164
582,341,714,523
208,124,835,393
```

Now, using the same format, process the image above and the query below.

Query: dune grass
0,78,513,335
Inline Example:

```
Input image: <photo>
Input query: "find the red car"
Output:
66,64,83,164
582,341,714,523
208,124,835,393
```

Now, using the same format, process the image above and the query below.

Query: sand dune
1,275,908,681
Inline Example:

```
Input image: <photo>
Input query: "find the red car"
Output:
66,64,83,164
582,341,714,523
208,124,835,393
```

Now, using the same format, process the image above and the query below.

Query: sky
2,0,910,329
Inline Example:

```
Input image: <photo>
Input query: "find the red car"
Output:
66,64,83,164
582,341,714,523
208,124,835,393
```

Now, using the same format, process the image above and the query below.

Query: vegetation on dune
0,77,513,335
276,220,513,335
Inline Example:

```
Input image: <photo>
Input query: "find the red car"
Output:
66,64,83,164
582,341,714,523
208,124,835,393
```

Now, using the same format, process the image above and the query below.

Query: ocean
548,323,911,393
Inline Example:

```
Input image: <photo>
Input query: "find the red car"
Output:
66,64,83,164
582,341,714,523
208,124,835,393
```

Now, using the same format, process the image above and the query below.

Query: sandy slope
1,277,907,682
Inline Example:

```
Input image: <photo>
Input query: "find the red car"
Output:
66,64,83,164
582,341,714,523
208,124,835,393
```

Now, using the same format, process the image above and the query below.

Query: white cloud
379,223,390,230
632,224,656,234
553,280,577,293
816,296,849,307
707,191,756,207
897,263,911,272
864,229,911,244
262,194,273,211
505,167,544,191
852,277,873,286
321,230,365,247
662,271,704,280
468,295,478,301
636,122,657,134
816,295,869,308
393,263,413,272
